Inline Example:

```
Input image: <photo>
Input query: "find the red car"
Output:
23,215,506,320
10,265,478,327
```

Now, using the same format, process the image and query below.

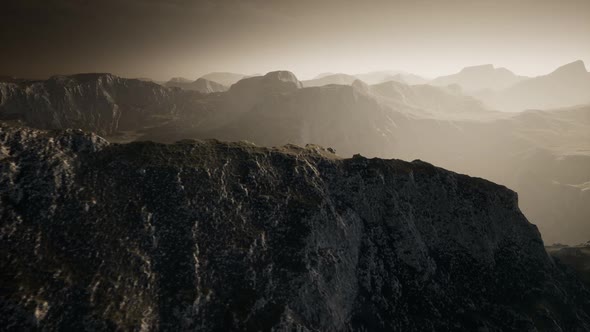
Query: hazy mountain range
1,63,589,245
477,60,590,111
355,71,430,85
176,60,590,112
165,77,228,93
1,60,590,330
199,72,251,86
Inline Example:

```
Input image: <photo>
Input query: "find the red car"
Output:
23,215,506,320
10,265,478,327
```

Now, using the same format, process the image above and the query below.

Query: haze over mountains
431,64,527,92
479,60,590,111
1,61,589,246
2,0,590,329
161,60,590,113
165,77,228,93
199,72,250,87
2,42,590,332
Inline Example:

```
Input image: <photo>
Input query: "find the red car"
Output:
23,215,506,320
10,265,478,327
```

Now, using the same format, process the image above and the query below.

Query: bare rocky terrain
1,125,590,331
1,70,589,245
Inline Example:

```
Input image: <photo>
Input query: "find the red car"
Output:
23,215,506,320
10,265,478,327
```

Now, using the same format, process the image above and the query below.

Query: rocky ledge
1,125,589,331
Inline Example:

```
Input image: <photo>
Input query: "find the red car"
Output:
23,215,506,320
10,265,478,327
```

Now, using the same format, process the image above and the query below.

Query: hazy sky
1,0,589,80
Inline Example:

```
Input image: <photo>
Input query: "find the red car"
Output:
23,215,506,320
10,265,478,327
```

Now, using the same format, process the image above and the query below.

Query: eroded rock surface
1,125,589,331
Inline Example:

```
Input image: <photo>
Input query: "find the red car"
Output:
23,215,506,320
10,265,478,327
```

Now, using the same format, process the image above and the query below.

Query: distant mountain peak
432,64,525,92
168,77,192,83
459,64,495,73
313,72,335,79
194,77,208,83
351,79,370,94
191,78,228,93
228,71,302,107
550,60,587,75
301,73,357,87
264,71,300,85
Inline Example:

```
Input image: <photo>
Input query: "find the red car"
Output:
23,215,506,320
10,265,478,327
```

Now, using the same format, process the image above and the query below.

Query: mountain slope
481,60,590,111
1,125,589,331
150,75,486,154
203,83,400,157
382,73,429,85
390,105,590,245
301,73,358,87
200,72,249,86
0,73,205,135
369,80,490,118
431,64,527,92
355,71,429,85
2,70,589,245
191,78,228,93
166,77,228,93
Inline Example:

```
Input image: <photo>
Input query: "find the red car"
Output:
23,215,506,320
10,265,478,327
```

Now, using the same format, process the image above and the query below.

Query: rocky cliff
0,74,202,135
1,125,589,331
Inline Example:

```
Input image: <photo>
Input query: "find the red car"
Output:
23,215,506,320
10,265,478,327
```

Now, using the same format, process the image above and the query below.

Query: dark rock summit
1,125,589,331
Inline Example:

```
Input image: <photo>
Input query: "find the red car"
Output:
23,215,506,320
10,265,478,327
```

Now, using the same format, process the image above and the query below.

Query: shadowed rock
1,125,589,331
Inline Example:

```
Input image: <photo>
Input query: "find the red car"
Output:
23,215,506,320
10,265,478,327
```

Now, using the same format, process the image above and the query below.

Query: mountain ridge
1,124,589,330
431,64,527,92
479,60,590,111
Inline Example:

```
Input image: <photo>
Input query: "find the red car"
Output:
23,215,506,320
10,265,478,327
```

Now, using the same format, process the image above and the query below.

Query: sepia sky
1,0,589,80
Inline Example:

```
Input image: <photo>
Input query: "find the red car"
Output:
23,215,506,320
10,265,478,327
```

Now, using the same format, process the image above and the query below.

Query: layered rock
1,125,589,331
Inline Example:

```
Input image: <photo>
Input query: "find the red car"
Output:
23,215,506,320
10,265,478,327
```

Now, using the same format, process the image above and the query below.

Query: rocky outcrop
0,74,201,135
1,125,589,331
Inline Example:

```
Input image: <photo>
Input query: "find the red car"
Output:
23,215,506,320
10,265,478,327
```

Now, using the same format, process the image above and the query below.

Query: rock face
0,74,199,135
1,125,589,331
